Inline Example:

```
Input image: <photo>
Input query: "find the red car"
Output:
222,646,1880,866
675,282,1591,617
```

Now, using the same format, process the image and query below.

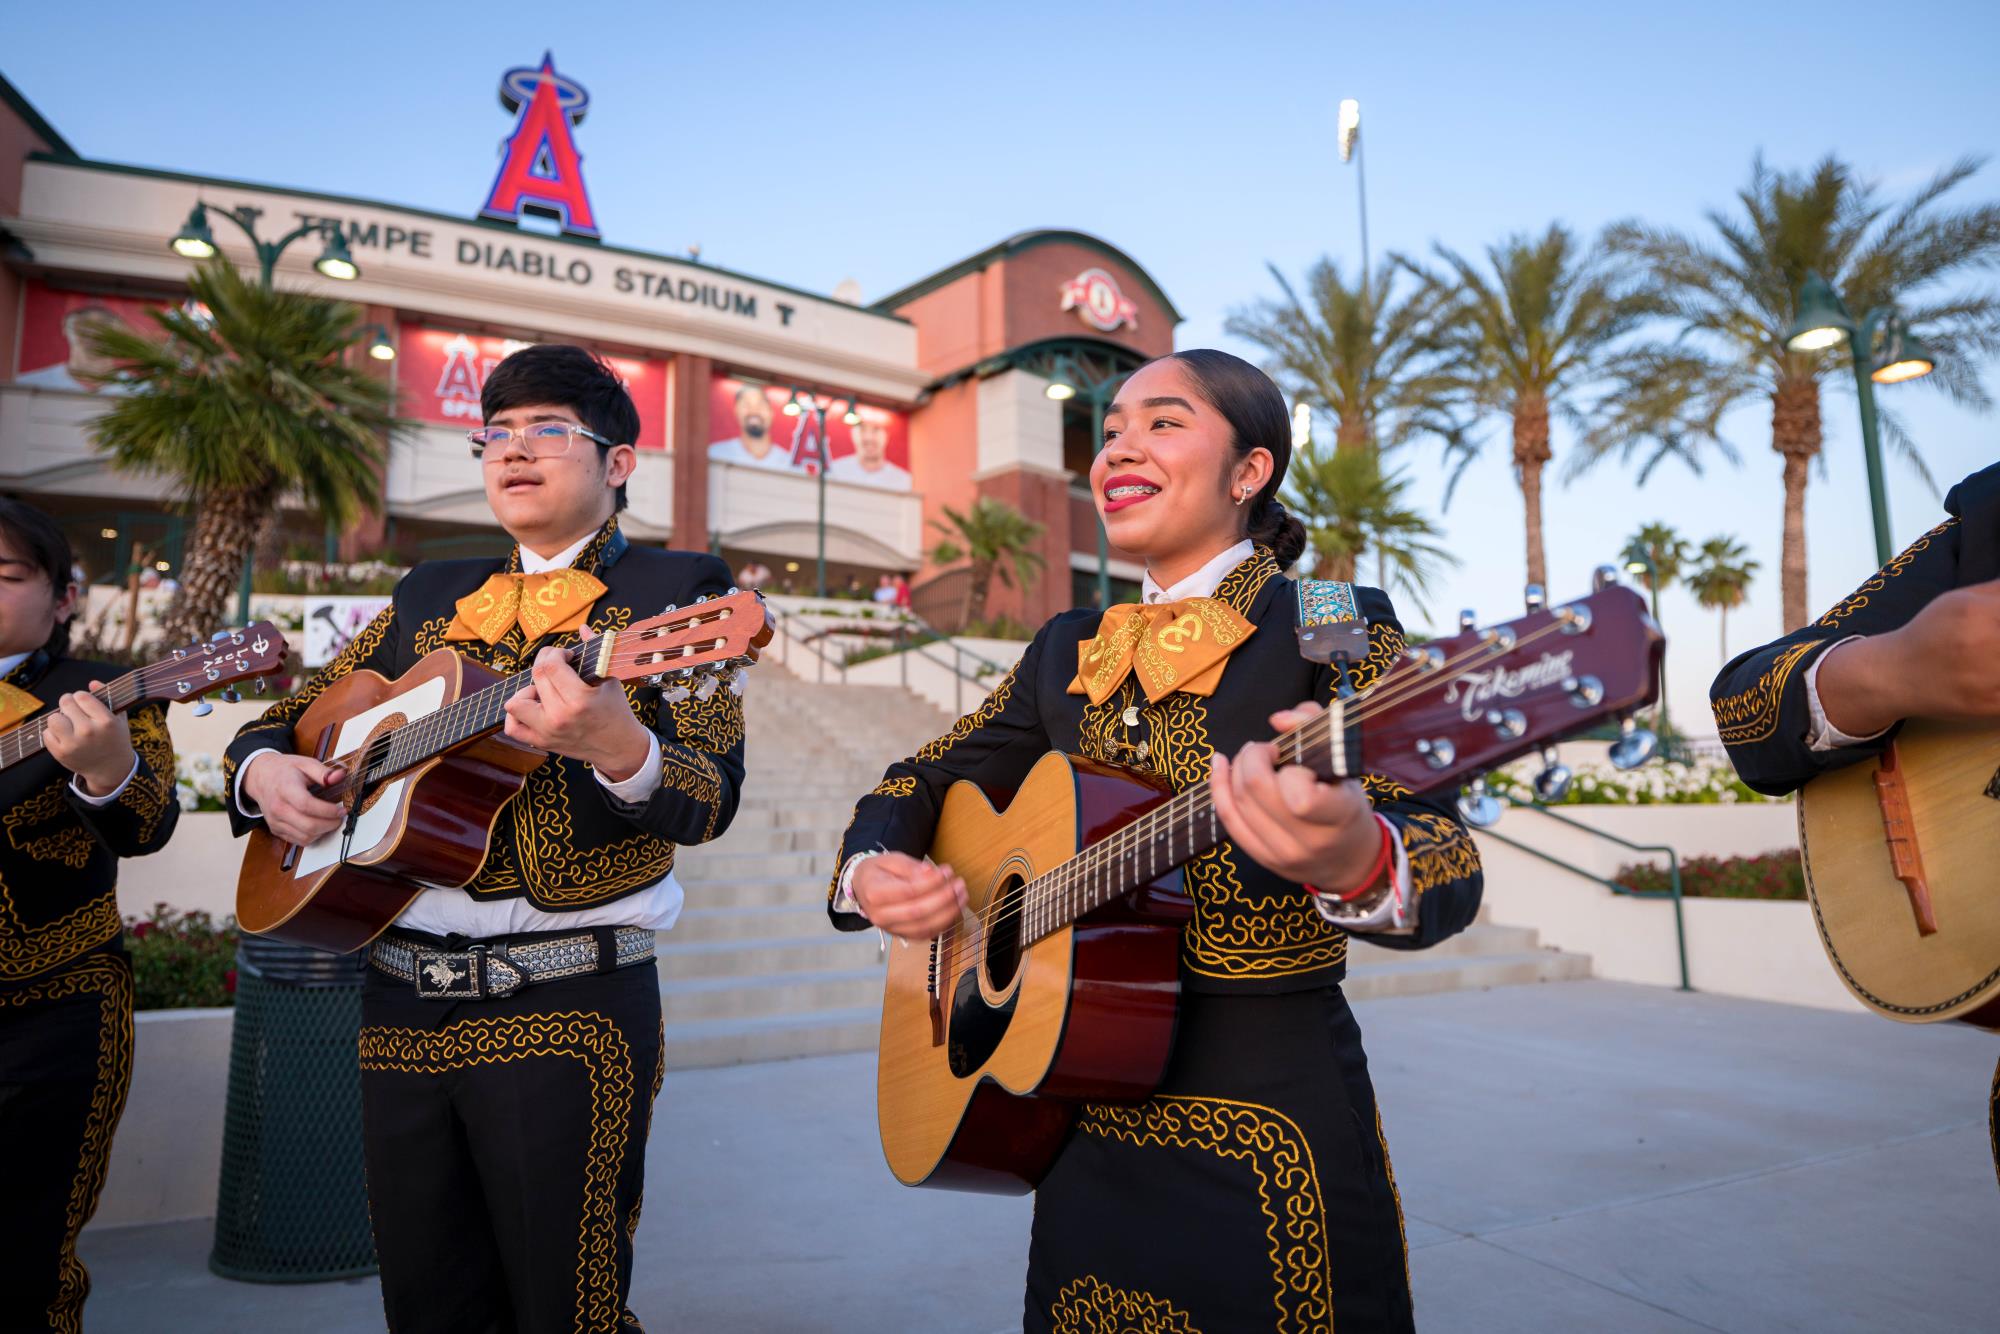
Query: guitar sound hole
983,873,1026,991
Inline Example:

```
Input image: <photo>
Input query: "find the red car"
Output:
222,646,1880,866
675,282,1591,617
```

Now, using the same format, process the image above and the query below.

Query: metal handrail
760,599,848,685
759,600,1005,712
1480,797,1691,992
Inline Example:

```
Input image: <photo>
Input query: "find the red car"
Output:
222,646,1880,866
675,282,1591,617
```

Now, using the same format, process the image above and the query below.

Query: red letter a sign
479,53,601,239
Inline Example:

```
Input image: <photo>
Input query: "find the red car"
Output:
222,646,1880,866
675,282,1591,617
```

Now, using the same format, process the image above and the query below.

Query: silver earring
1235,486,1252,507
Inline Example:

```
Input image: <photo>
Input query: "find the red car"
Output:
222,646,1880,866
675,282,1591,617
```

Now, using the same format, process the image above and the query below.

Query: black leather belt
368,926,657,1000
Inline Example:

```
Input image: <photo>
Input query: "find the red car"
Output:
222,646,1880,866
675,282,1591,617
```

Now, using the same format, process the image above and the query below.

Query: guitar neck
1020,700,1357,947
0,670,145,773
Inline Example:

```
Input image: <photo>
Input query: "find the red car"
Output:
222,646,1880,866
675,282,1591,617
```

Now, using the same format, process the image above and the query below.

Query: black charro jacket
1712,461,2000,795
828,545,1484,994
223,518,745,913
0,652,178,986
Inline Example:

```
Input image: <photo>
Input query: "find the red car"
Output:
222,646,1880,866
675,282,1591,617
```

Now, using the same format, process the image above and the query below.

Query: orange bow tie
444,569,608,647
0,681,41,734
1067,597,1257,706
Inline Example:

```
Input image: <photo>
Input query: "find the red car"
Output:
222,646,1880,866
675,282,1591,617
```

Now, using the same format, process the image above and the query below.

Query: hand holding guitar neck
43,682,138,795
1208,699,1379,893
502,638,653,781
1815,577,2000,736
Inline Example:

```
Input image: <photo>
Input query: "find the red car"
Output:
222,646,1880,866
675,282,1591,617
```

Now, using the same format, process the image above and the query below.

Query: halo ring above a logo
500,64,589,118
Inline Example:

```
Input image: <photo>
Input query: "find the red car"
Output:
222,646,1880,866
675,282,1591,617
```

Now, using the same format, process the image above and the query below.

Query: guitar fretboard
348,640,598,787
1017,699,1358,946
0,672,145,772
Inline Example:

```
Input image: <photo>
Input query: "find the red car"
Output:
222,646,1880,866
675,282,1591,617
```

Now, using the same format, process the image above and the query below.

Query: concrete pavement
79,981,2000,1332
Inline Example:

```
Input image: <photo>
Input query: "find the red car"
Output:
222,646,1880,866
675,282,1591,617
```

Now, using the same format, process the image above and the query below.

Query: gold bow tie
1067,597,1257,706
0,681,41,734
445,569,608,646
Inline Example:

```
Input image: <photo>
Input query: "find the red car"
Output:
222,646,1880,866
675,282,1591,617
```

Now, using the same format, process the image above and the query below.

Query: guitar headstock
592,589,773,702
136,622,290,709
1354,577,1662,800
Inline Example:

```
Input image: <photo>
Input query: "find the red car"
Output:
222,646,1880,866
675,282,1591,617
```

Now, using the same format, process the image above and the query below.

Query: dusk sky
8,0,1997,731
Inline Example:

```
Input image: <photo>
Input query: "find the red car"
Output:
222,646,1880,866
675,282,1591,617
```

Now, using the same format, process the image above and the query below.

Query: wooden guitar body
877,750,1192,1194
1798,717,2000,1029
236,649,546,954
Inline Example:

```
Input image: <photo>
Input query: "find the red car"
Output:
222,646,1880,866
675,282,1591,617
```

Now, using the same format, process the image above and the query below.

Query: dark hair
481,343,639,512
0,498,76,659
1157,349,1307,567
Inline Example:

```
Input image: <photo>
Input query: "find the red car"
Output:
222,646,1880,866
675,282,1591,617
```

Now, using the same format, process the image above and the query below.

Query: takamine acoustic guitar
236,591,770,954
1797,719,2000,1029
0,623,290,770
877,576,1666,1194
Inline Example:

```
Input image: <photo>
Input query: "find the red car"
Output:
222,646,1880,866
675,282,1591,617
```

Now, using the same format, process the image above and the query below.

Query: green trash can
208,937,378,1282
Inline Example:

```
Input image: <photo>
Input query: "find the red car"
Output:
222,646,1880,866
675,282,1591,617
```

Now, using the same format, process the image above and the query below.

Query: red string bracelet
1306,816,1396,902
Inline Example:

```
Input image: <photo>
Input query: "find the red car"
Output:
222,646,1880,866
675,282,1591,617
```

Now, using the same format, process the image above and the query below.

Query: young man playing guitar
227,345,745,1333
0,499,180,1331
1711,459,2000,1182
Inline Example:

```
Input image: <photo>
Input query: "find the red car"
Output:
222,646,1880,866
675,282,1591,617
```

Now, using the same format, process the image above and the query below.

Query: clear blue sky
8,0,1999,733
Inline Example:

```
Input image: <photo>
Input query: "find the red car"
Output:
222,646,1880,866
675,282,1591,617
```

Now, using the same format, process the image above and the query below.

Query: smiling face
0,532,74,658
1089,359,1272,583
734,387,773,457
480,403,637,555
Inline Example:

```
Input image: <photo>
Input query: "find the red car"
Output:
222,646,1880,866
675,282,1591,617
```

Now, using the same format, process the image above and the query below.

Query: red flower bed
1614,849,1806,900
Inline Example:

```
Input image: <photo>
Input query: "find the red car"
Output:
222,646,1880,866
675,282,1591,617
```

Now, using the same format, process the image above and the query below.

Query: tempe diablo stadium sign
1060,267,1138,333
480,53,600,240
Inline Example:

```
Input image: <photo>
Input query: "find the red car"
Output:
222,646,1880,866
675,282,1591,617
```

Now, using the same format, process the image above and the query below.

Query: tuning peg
1458,608,1477,632
1592,564,1623,592
661,685,692,704
1532,748,1573,802
728,667,747,697
695,593,710,604
1563,674,1604,708
693,673,721,701
220,687,241,704
1556,603,1594,635
254,678,268,696
1524,584,1546,612
1457,778,1503,828
727,586,739,596
1484,708,1526,739
1414,737,1456,771
190,700,214,718
211,629,230,641
1608,717,1658,770
661,603,679,615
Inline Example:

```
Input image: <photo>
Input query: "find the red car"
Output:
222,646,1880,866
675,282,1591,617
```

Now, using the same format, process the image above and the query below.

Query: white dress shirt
1801,636,1891,751
0,649,139,805
837,539,1410,928
238,533,685,937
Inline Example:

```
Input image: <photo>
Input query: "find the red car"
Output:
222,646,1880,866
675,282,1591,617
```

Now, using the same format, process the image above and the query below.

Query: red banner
706,373,911,490
397,325,667,449
15,281,173,393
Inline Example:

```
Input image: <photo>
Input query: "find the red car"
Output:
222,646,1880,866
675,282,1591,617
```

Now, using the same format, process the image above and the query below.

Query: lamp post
1624,551,1667,735
1786,270,1937,567
1337,98,1369,289
1045,356,1127,609
782,388,858,598
170,202,361,290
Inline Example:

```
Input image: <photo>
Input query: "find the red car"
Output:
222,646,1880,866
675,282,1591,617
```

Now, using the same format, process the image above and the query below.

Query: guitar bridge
927,934,946,1047
1873,741,1939,937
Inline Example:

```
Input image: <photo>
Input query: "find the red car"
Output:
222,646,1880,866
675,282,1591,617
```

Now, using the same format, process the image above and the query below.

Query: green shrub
125,904,238,1009
1613,850,1805,900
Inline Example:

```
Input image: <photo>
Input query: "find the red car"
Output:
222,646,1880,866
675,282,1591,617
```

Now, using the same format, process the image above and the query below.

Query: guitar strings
935,616,1580,957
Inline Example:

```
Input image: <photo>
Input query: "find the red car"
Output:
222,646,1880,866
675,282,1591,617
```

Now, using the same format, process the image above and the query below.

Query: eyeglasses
467,422,617,460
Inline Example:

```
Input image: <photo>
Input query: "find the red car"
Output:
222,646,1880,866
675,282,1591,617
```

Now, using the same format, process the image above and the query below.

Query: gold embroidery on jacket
1076,1097,1329,1334
358,1012,636,1332
1817,519,1954,629
1714,640,1820,746
1050,1276,1201,1333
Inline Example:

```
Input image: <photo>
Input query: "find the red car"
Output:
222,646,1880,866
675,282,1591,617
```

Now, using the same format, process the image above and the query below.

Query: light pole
1624,551,1667,736
1045,356,1126,609
170,202,361,290
1786,270,1937,567
1338,98,1369,289
782,388,858,598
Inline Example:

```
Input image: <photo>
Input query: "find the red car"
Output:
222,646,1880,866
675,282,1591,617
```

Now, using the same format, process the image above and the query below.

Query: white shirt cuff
234,748,279,818
831,850,880,919
70,754,140,806
1311,814,1411,931
1804,637,1892,751
595,736,663,804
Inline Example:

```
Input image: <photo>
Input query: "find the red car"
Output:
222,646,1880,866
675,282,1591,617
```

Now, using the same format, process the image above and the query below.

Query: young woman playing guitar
829,350,1483,1332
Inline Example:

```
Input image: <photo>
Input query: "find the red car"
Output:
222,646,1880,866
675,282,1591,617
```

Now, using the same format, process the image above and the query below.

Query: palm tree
84,258,401,647
1603,154,2000,630
1408,224,1658,589
1283,441,1457,614
1226,258,1460,452
1619,522,1692,598
929,497,1046,625
1687,535,1759,662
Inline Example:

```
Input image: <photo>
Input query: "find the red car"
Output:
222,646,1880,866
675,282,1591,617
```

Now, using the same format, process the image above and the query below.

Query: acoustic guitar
1798,720,2000,1029
236,592,770,953
877,579,1663,1193
0,623,289,771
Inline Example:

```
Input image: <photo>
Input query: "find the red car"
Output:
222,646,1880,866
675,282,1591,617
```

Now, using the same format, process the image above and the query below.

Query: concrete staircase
658,668,1593,1070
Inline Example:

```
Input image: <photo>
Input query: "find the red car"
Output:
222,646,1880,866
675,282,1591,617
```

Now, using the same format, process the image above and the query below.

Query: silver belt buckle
412,947,482,999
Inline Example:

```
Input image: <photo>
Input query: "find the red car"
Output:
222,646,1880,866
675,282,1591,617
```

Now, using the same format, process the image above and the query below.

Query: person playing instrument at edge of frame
1710,459,2000,1186
227,346,745,1334
0,499,179,1332
829,349,1484,1333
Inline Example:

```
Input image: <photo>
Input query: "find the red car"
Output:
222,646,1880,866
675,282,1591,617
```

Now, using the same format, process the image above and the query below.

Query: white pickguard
292,675,449,878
